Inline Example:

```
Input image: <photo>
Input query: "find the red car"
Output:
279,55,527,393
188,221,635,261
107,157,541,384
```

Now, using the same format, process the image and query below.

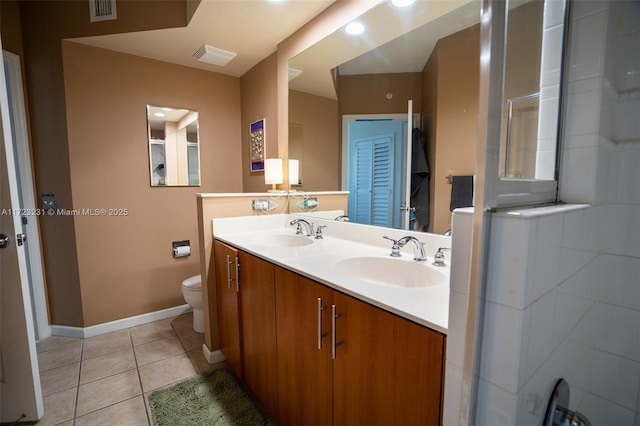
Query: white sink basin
334,256,447,288
255,234,314,248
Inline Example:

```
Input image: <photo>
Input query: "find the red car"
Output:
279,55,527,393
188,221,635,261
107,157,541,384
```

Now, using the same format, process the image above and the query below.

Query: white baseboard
202,344,225,365
50,304,192,339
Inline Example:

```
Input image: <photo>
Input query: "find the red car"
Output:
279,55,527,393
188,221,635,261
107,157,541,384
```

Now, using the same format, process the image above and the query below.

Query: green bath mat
148,367,267,426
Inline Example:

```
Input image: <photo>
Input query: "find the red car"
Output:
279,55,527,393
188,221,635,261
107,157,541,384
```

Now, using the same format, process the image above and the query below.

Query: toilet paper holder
172,240,191,258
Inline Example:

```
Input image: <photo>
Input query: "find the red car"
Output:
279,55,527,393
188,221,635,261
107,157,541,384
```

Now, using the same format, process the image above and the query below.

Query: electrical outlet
303,197,318,208
252,199,269,210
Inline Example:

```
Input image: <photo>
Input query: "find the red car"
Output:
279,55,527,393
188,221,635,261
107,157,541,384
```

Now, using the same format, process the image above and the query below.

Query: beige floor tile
170,313,193,332
130,318,176,346
37,340,83,372
75,395,149,426
36,335,82,354
80,347,136,384
40,362,80,396
82,329,132,360
36,387,76,426
134,336,185,366
187,348,217,374
173,319,204,352
76,369,141,417
138,353,197,393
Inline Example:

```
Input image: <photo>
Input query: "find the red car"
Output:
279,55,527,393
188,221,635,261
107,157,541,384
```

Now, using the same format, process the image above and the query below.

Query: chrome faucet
397,236,427,262
334,215,350,222
290,219,314,236
382,236,427,261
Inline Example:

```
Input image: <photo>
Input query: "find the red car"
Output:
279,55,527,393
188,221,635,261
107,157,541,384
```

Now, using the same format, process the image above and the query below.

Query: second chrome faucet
383,235,427,261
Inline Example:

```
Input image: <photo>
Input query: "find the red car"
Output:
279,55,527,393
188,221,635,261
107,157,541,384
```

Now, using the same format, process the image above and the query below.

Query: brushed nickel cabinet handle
317,298,324,350
331,304,337,359
226,254,232,289
235,257,240,292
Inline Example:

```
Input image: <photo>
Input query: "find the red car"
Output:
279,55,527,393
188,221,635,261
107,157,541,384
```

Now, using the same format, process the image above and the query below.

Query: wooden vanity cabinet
237,250,279,419
214,241,445,425
275,267,445,426
213,241,279,419
275,267,334,426
213,240,243,378
332,291,445,426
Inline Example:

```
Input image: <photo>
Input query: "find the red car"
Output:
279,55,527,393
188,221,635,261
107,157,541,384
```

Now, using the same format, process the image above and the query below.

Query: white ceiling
70,0,336,77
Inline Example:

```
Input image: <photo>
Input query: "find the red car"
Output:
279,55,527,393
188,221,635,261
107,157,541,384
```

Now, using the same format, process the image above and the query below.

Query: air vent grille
193,44,237,67
89,0,117,22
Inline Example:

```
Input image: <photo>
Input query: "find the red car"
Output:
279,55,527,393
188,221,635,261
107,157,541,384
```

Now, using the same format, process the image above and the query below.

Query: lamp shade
288,159,299,185
264,158,283,185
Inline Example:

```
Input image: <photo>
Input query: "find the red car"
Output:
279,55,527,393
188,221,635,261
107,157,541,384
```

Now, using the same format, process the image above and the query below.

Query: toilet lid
182,274,202,290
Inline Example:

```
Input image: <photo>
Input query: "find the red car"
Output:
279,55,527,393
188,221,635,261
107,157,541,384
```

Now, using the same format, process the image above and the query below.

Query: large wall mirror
147,105,200,186
288,0,566,233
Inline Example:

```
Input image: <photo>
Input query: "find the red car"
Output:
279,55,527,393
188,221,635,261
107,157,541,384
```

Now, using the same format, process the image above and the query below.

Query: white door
0,40,43,422
401,100,413,230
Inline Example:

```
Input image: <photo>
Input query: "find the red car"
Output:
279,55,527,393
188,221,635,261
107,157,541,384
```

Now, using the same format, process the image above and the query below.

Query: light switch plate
42,194,56,211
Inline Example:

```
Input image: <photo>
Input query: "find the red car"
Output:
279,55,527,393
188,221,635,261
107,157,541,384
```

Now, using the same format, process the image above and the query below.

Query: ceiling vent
193,44,237,67
89,0,117,22
288,68,303,81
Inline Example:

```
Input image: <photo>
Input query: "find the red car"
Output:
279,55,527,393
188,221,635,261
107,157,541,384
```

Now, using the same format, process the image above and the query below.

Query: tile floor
34,313,219,426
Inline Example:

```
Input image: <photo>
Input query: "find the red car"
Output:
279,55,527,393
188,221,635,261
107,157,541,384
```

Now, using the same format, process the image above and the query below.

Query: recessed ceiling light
345,22,365,35
391,0,416,7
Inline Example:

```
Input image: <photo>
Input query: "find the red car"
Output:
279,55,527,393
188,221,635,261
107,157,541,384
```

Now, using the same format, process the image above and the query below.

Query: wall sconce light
264,158,283,191
288,159,299,187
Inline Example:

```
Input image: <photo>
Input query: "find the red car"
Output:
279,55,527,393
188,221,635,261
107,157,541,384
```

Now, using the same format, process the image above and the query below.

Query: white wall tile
450,210,473,294
479,301,527,393
486,217,534,309
526,291,557,378
552,288,593,349
563,87,602,137
559,146,599,204
443,362,463,426
475,379,518,426
607,144,640,204
568,9,608,82
447,290,468,369
543,0,567,29
596,254,640,311
578,394,636,426
588,349,640,411
570,0,608,20
540,26,564,88
605,204,640,257
597,303,640,362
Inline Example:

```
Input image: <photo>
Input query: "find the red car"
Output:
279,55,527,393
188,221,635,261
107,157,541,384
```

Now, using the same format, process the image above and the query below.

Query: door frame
3,51,50,340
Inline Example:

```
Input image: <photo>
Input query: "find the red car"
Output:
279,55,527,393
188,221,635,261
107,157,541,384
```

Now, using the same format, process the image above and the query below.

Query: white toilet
181,275,204,333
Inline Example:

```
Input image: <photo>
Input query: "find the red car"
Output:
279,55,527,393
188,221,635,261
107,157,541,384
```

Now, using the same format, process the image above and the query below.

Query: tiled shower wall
445,1,640,425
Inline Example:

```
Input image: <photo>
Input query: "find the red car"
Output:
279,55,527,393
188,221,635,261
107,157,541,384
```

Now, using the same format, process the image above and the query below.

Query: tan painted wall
338,72,423,115
240,53,279,193
428,25,480,234
288,90,339,191
422,48,439,232
18,0,191,326
196,192,348,350
62,42,242,326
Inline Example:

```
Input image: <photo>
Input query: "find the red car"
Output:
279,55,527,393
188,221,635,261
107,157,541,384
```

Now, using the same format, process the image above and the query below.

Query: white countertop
212,215,450,334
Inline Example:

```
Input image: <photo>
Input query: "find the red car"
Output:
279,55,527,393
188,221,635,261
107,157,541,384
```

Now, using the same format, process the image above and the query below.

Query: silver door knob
0,234,10,249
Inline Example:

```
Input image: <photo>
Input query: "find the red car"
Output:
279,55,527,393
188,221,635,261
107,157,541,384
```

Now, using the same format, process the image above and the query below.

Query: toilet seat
182,275,202,290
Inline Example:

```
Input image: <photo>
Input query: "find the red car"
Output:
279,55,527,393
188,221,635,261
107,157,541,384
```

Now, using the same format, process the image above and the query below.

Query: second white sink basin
255,234,314,248
334,256,447,288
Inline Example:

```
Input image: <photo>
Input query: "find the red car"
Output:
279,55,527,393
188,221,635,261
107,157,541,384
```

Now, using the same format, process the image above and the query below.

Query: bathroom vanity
212,215,450,425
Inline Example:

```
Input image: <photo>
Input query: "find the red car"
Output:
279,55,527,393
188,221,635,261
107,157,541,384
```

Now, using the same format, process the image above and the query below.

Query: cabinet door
275,268,333,426
238,251,279,419
333,292,445,426
213,240,243,378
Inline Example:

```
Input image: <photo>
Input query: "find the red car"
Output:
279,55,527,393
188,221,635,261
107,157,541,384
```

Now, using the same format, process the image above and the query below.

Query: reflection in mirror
147,105,200,186
499,0,566,181
289,1,481,233
289,0,564,232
